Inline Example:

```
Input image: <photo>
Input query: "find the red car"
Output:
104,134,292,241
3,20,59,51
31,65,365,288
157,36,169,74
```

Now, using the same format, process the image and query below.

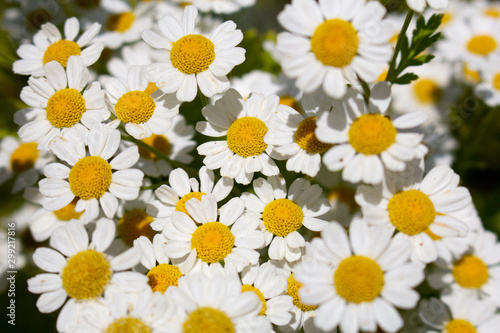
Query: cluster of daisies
1,0,500,332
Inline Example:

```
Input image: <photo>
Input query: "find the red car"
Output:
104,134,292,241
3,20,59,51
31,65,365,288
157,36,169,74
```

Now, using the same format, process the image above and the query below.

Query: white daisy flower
295,219,425,333
186,0,255,14
0,135,52,193
165,273,272,332
15,56,109,151
241,262,294,326
276,0,393,98
146,166,233,231
196,89,280,185
142,5,245,102
356,164,473,265
12,17,103,76
241,176,330,262
475,56,500,107
315,82,428,185
39,124,144,223
27,219,147,332
105,65,179,140
407,0,448,13
163,193,265,274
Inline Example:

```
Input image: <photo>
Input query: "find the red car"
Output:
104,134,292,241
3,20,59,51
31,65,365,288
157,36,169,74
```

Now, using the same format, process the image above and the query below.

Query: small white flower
475,56,500,107
407,0,448,13
186,0,256,14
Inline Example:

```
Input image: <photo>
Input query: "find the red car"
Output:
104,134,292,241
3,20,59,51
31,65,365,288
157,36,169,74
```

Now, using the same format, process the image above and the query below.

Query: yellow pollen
191,222,234,263
10,142,38,173
115,90,156,124
170,34,215,75
69,156,112,200
287,274,318,312
387,190,436,236
226,117,268,158
46,88,86,128
176,192,205,216
43,40,81,67
328,186,357,213
262,199,303,237
348,114,397,155
493,72,500,92
452,255,489,288
377,70,388,82
463,63,480,83
118,209,156,247
484,8,500,18
144,82,158,95
53,197,84,221
413,79,442,104
106,12,135,32
311,19,359,68
279,95,301,111
334,256,384,303
295,116,333,154
467,35,497,55
106,316,151,333
61,249,111,300
183,307,235,333
146,263,183,294
424,227,442,241
442,12,453,26
445,319,477,333
138,134,171,161
241,284,267,316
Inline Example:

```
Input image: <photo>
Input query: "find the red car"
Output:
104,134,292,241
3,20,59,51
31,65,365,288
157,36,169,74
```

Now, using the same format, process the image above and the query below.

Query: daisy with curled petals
146,166,233,231
39,124,144,223
196,89,280,185
142,5,245,102
276,0,393,98
407,0,448,13
315,82,428,185
294,219,425,333
16,56,108,151
13,17,103,76
106,65,179,140
165,273,272,332
241,176,330,262
27,219,147,333
356,164,472,265
163,193,265,274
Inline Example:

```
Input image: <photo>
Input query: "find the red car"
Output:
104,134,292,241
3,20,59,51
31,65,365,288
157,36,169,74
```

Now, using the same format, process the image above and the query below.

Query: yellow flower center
484,8,500,18
118,209,156,247
53,197,84,221
279,95,301,111
43,40,81,67
452,255,489,289
441,12,453,26
226,117,269,158
144,82,158,95
46,88,86,128
170,34,215,75
387,190,435,235
334,256,384,303
262,198,304,237
106,12,135,32
311,19,359,68
191,222,234,263
467,35,497,56
68,156,112,200
348,114,397,155
424,227,442,241
463,63,480,83
241,284,267,316
183,307,235,333
295,116,333,154
61,249,112,300
445,319,477,333
146,263,183,294
10,142,38,173
413,79,442,104
106,316,151,333
377,70,388,82
493,72,500,92
287,274,318,312
176,192,206,216
138,134,171,161
115,90,156,124
389,33,399,45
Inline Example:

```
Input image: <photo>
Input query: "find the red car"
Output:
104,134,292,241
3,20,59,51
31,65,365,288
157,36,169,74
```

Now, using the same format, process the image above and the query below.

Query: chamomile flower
39,124,144,223
276,0,393,98
196,89,280,185
475,56,500,107
27,219,147,332
407,0,448,13
187,0,256,14
106,65,179,140
295,219,425,333
142,5,245,101
241,176,330,262
315,82,428,185
163,193,265,274
0,136,52,193
13,17,103,76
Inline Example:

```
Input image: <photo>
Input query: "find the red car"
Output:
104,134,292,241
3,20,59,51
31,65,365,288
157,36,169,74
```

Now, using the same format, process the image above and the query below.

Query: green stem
360,80,371,103
386,10,414,83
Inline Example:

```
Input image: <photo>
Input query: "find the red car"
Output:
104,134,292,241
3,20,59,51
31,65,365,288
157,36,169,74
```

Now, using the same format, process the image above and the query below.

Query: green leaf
394,72,419,85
